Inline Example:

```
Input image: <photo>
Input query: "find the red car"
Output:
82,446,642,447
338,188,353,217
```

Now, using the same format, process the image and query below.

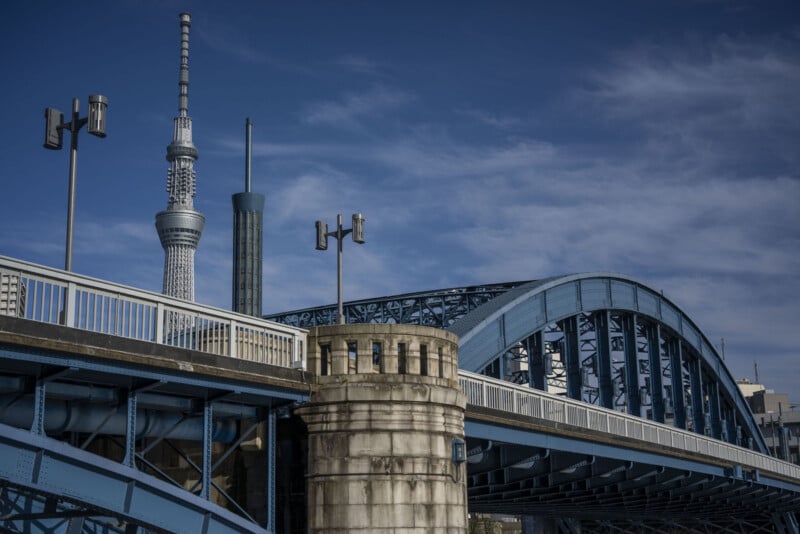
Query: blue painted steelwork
265,280,530,328
201,401,213,500
0,423,267,533
275,273,772,457
464,419,800,531
3,262,793,531
274,273,794,530
448,274,768,455
0,321,310,532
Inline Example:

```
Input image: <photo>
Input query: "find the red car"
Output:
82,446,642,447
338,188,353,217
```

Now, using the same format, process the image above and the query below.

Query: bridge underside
466,417,800,533
0,316,311,533
0,423,265,534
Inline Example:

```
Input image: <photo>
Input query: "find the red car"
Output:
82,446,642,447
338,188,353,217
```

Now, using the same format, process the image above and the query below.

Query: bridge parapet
460,370,800,483
306,322,459,382
0,255,307,370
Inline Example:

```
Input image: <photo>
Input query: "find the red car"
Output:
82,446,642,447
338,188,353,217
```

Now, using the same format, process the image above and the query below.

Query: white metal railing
459,370,800,482
0,256,307,370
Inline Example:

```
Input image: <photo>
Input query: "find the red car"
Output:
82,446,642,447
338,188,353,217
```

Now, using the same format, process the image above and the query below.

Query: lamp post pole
336,214,345,324
316,213,366,324
64,98,80,272
44,94,108,271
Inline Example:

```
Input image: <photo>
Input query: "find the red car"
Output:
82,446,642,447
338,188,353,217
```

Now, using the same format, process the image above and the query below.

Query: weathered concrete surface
298,324,468,533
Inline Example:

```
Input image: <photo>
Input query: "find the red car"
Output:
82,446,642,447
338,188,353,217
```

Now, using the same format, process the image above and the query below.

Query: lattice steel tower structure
155,12,205,301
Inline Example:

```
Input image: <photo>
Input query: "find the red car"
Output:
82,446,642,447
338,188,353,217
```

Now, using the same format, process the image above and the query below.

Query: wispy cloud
457,108,521,130
194,21,266,64
581,33,800,175
302,85,413,126
333,54,385,76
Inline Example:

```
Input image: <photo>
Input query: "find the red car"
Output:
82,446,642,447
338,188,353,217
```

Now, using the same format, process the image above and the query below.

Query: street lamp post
315,213,366,324
43,95,108,271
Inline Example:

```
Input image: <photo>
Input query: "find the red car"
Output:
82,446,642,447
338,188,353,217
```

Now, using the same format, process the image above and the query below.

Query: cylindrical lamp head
87,94,108,137
352,213,365,244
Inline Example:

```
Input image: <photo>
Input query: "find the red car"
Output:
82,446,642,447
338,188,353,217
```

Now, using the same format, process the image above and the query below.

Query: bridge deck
0,314,312,401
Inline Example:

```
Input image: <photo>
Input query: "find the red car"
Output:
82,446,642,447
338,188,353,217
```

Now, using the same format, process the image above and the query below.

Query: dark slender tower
232,118,265,316
156,13,205,301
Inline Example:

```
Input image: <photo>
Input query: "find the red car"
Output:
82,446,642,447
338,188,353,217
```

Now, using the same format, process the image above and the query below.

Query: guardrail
459,370,800,481
0,256,307,370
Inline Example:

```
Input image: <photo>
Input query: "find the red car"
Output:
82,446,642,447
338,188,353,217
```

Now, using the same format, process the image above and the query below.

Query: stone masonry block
389,382,431,402
349,431,392,456
369,503,415,528
363,478,393,504
391,432,431,456
391,478,431,503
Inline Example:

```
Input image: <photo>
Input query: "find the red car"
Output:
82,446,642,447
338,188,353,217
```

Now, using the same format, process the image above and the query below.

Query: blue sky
1,1,798,395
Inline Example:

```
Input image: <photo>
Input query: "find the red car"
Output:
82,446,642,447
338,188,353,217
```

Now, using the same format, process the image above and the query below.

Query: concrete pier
297,323,468,533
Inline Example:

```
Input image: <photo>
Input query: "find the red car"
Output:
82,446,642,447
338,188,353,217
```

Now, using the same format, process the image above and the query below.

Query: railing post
155,303,165,344
229,320,238,359
65,282,77,327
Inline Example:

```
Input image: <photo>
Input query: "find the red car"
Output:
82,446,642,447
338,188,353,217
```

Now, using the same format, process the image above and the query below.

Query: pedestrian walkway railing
459,370,800,481
0,256,306,370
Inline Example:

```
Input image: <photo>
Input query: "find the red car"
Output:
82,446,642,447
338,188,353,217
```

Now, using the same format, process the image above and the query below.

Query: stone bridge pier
297,323,468,533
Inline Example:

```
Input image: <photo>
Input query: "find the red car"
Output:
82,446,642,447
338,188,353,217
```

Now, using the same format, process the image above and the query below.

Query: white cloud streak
302,85,413,126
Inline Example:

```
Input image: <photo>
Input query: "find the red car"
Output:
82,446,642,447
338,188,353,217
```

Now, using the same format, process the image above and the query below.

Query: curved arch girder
0,423,265,534
451,274,766,454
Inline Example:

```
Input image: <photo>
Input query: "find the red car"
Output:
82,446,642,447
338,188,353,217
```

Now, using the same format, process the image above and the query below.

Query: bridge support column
297,324,467,533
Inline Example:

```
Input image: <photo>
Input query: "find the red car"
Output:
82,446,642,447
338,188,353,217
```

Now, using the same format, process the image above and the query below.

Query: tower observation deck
155,12,205,301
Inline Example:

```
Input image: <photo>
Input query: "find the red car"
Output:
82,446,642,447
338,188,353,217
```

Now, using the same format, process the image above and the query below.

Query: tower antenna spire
245,117,252,192
155,12,205,301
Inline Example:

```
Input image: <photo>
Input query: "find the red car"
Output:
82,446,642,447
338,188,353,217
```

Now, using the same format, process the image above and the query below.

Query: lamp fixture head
87,94,108,138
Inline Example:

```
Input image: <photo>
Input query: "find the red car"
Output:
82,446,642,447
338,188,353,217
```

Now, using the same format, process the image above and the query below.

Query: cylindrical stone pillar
297,324,467,533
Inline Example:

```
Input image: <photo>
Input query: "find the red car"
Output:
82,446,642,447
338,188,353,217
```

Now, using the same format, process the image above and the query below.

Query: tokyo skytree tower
155,13,205,301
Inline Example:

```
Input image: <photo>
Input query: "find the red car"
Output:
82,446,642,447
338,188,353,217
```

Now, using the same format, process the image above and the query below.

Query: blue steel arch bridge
268,275,797,532
1,255,800,533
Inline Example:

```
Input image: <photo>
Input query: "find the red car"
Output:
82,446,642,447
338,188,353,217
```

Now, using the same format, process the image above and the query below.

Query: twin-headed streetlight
43,95,108,271
316,213,365,324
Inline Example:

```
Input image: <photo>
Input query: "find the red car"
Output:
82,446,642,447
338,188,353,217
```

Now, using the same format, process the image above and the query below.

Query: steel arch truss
264,281,529,328
452,274,767,455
